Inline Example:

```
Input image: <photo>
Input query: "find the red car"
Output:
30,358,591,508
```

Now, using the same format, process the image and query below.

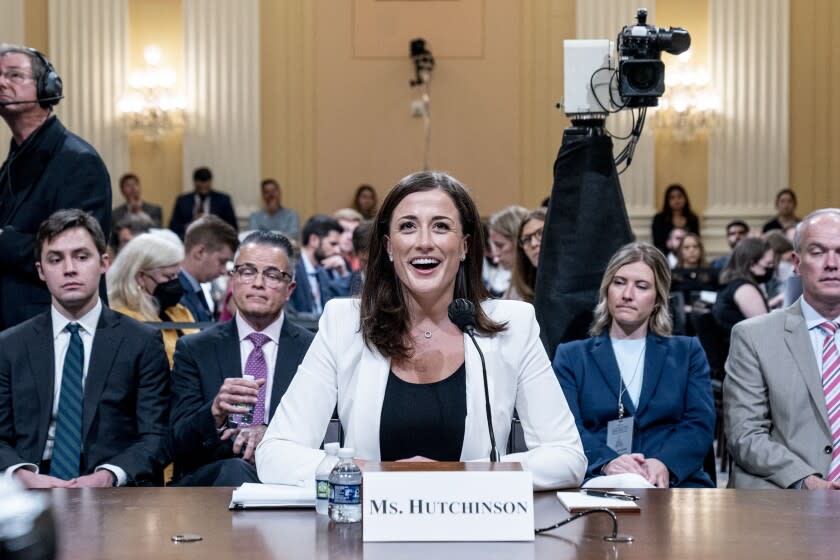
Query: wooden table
43,486,840,559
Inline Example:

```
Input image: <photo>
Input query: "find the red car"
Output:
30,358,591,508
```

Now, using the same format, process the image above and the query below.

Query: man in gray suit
724,208,840,489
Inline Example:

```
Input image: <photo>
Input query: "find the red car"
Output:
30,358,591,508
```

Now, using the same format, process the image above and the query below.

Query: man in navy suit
178,215,239,323
169,167,238,238
0,209,170,487
0,46,111,331
170,230,314,486
289,215,351,318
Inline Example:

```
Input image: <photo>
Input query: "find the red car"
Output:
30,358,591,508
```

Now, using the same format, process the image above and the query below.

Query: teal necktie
51,323,84,480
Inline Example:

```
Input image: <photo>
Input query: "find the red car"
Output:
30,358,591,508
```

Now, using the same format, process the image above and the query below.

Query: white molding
182,0,260,216
48,0,129,188
707,0,789,218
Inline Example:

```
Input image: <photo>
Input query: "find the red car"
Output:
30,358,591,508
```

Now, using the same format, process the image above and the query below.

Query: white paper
582,473,655,489
556,490,640,512
229,481,315,509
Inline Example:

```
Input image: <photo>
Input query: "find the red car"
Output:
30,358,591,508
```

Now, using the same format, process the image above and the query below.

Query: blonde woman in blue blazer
553,242,715,488
257,172,586,490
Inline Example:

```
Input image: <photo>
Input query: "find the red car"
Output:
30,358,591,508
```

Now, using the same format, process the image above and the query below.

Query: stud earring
388,254,393,262
460,254,466,262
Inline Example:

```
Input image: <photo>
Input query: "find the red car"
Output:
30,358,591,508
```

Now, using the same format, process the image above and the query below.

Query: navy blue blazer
169,316,314,478
178,271,213,323
553,332,715,487
168,190,238,238
288,258,351,315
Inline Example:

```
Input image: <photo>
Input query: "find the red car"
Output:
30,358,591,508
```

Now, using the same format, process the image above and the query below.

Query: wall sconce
655,50,720,141
117,45,186,141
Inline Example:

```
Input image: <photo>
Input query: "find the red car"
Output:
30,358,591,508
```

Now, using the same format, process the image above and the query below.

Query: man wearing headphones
0,44,111,331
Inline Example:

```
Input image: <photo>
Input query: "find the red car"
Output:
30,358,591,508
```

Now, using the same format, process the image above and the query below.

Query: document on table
229,482,316,510
556,491,641,513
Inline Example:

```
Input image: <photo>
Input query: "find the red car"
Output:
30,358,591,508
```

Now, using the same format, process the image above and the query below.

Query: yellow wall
23,0,48,55
126,0,184,224
790,0,840,213
654,0,709,216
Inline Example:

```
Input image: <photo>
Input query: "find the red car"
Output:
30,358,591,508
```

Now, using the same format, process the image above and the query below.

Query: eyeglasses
232,264,292,288
519,228,543,248
0,70,33,84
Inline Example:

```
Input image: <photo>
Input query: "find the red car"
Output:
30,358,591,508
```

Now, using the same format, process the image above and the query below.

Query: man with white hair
725,208,840,489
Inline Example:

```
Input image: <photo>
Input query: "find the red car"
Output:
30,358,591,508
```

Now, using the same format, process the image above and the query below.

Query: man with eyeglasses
169,231,314,486
0,45,111,331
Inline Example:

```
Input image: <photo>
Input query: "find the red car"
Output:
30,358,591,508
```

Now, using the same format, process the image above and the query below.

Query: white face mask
776,260,795,282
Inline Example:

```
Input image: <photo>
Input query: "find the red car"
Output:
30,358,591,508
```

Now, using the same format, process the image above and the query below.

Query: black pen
580,489,639,501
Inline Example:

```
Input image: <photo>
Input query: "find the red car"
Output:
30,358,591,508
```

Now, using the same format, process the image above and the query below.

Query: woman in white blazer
256,172,586,490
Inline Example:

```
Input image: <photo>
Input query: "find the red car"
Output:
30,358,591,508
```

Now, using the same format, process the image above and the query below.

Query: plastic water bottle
228,374,255,427
328,448,362,523
315,443,340,515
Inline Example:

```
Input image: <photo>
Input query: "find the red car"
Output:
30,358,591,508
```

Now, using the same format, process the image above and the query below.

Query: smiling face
231,243,296,327
607,260,657,336
386,190,467,306
37,227,108,318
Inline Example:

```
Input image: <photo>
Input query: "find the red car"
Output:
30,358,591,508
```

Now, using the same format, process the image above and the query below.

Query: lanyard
617,342,645,419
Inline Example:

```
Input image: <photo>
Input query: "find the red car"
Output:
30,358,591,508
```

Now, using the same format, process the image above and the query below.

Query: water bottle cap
324,442,340,455
338,447,355,459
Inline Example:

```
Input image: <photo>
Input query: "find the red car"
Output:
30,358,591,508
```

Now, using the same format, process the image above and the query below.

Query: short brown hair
36,209,106,261
184,214,239,253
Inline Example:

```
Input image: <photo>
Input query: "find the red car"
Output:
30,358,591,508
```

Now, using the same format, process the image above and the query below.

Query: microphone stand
535,507,633,542
465,330,499,462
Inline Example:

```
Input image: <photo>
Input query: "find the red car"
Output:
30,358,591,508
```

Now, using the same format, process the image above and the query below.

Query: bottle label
316,479,330,500
329,483,361,505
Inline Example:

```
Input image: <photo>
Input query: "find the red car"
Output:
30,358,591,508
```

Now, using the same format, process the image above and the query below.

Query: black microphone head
448,298,477,333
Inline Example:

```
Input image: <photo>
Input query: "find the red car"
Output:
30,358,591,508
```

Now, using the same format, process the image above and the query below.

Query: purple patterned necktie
245,332,271,425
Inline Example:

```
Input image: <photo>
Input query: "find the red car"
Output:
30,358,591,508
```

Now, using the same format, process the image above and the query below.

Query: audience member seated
651,183,700,254
288,215,350,318
762,188,800,233
724,209,840,489
509,208,545,304
111,173,162,230
761,230,794,307
713,237,772,334
169,167,238,238
481,222,510,298
671,233,718,315
170,231,314,486
488,205,529,299
178,215,239,323
710,220,750,271
247,178,300,239
665,226,687,269
334,208,363,271
350,220,373,296
107,231,197,366
256,172,586,490
553,242,715,488
352,183,378,220
112,211,156,254
0,209,169,487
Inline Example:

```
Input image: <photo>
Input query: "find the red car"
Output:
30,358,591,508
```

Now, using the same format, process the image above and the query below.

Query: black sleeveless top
713,278,767,332
379,362,467,461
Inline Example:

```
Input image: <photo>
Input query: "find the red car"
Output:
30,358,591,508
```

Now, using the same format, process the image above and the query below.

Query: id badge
606,416,634,455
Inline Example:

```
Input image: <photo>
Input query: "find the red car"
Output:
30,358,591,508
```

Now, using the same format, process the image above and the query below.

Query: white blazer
256,298,586,490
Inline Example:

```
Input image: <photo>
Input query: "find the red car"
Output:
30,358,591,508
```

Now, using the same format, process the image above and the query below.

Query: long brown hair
360,172,506,360
510,208,546,303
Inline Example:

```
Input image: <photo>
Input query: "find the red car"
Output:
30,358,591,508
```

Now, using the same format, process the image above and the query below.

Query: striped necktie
819,321,840,481
51,323,84,480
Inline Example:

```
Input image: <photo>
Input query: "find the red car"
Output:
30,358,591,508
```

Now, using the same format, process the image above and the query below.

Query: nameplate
362,470,534,542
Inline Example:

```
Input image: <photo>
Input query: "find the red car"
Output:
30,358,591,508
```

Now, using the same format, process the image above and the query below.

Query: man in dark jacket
169,166,238,238
0,45,111,331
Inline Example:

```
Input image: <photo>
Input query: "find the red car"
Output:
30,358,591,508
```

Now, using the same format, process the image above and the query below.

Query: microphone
0,95,64,106
448,298,499,462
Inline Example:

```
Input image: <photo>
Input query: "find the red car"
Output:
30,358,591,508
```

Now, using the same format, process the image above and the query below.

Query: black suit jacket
0,116,112,330
0,307,170,484
168,190,238,238
169,316,314,477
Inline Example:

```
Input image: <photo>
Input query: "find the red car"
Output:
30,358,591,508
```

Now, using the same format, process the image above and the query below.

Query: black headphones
26,48,63,108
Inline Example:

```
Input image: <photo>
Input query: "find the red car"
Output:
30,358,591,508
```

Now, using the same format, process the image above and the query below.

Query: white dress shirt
300,252,322,315
800,297,840,371
236,311,284,421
